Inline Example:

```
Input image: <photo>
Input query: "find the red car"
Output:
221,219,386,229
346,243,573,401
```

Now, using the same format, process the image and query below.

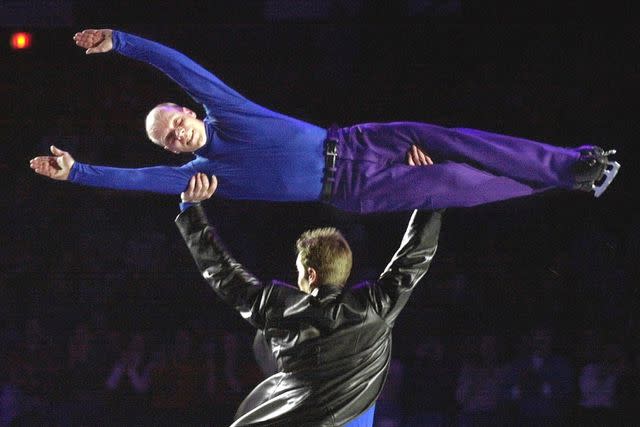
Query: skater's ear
181,107,197,118
307,267,318,289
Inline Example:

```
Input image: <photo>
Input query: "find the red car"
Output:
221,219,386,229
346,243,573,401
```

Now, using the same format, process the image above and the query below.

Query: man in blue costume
175,173,443,426
30,29,619,213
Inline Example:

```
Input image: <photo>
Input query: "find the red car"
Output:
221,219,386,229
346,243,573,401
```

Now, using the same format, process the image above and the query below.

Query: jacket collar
316,284,343,301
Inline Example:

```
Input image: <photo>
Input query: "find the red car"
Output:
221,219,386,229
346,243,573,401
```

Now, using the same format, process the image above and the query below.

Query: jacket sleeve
370,209,443,326
175,204,271,328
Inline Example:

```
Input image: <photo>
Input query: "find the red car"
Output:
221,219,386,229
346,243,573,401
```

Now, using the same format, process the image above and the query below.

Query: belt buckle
325,139,338,168
321,138,338,203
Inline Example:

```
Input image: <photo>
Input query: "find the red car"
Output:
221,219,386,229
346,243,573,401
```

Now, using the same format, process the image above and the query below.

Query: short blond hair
296,228,352,287
145,102,180,145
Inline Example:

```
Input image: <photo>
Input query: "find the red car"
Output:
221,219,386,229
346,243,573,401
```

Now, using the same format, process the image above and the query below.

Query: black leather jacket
176,206,442,426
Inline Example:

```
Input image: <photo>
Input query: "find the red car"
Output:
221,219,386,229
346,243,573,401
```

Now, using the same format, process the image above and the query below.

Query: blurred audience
456,334,509,426
149,328,203,425
504,325,574,426
59,321,104,425
576,341,626,425
401,337,459,426
104,332,155,424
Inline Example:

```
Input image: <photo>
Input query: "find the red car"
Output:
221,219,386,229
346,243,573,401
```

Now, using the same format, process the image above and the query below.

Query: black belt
321,127,339,203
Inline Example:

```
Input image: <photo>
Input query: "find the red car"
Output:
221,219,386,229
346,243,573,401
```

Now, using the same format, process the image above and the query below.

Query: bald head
146,103,181,145
145,103,207,153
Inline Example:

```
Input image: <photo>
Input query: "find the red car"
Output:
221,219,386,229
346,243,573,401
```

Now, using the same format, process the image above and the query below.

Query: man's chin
193,135,206,150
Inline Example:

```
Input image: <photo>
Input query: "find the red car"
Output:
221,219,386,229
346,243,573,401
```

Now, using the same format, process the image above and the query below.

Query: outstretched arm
369,209,443,325
74,28,249,117
176,175,269,328
30,146,199,194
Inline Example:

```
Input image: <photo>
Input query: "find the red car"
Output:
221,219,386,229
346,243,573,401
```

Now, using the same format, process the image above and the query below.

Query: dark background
1,1,639,425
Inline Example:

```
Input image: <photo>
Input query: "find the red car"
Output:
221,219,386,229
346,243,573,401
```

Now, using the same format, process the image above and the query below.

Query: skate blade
593,161,621,197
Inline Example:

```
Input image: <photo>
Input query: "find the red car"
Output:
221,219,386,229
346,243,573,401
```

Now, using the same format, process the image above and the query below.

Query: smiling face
145,103,207,153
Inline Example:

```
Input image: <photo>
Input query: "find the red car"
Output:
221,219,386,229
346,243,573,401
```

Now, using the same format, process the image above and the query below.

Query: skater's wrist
179,201,199,212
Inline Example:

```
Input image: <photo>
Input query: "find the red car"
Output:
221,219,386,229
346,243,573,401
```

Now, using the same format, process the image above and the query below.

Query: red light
10,32,32,50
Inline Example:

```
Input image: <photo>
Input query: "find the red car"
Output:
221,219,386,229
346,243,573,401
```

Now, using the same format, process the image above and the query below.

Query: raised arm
175,175,270,328
30,145,197,194
370,209,443,325
74,28,249,116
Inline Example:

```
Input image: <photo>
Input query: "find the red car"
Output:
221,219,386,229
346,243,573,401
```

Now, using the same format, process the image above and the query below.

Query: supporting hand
406,145,433,166
181,173,218,203
29,145,75,181
73,29,113,54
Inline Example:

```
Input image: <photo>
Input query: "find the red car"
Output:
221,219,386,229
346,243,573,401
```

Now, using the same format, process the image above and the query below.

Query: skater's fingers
181,174,216,203
75,29,112,53
192,173,208,197
30,158,64,179
197,173,208,193
418,149,433,165
181,176,197,203
410,145,433,166
73,31,99,47
74,29,100,40
407,145,421,166
204,175,217,198
193,173,201,192
413,146,423,164
412,146,422,164
30,156,49,167
30,157,55,170
30,161,51,176
202,174,215,193
50,145,66,156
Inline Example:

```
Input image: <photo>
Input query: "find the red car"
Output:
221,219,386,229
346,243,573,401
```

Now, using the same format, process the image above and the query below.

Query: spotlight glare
10,32,33,50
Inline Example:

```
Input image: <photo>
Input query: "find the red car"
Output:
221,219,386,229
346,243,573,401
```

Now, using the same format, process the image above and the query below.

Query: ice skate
573,147,621,197
593,152,620,197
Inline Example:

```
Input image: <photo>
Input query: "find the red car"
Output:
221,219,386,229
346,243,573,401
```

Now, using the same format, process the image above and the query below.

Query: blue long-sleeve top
68,31,327,202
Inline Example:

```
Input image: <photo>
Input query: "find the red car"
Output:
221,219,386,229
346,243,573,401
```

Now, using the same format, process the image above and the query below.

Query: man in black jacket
176,173,443,426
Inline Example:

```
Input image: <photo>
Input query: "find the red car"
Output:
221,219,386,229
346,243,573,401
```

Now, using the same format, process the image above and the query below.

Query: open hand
181,173,218,203
73,29,113,54
406,145,433,166
29,145,75,181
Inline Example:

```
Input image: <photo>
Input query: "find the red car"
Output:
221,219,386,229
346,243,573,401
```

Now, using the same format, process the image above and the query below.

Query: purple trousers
330,122,582,213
